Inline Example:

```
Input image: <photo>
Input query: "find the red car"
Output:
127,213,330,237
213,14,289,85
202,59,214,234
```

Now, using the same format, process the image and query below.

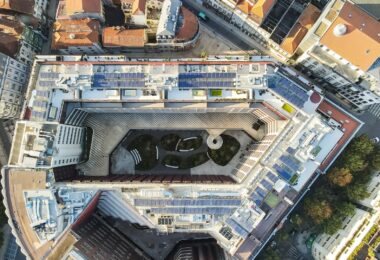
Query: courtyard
110,129,248,176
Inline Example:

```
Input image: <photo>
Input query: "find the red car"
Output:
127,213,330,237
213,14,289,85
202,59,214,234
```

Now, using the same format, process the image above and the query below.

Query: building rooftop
156,0,181,37
51,18,101,50
102,27,146,48
65,0,102,15
0,14,23,57
3,56,363,260
132,0,146,15
251,0,276,24
0,0,35,15
320,1,380,71
175,7,199,42
351,0,380,20
280,4,321,54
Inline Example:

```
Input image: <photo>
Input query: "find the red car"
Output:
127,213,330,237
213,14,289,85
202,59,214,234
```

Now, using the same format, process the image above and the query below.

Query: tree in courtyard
304,199,332,224
370,146,380,171
347,135,374,157
335,202,356,218
320,215,343,235
343,154,366,172
345,182,370,201
327,167,353,187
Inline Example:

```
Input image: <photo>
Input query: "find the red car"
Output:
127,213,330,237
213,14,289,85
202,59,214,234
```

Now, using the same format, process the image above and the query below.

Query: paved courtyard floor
77,112,262,176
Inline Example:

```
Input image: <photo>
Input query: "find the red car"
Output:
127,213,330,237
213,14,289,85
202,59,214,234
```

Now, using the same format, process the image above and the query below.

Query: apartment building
0,0,48,23
205,0,380,111
312,171,380,259
296,0,380,110
0,52,29,118
51,18,104,55
312,208,378,260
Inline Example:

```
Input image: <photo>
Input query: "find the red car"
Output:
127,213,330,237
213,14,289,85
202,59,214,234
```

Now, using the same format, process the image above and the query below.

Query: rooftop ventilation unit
333,24,347,37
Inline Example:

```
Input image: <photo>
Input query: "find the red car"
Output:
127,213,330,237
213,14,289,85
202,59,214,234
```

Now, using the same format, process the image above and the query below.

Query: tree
259,247,280,260
347,135,374,157
345,182,370,201
343,154,366,172
290,214,304,230
320,215,343,235
327,168,353,187
304,199,332,224
335,202,356,217
370,146,380,171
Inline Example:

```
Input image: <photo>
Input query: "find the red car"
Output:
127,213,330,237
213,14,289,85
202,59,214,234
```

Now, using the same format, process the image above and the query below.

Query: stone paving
77,112,263,176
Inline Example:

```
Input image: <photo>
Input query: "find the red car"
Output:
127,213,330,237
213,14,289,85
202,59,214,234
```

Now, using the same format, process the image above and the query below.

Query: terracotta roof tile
251,0,276,24
280,4,321,54
132,0,146,15
102,27,146,47
65,0,102,15
175,7,199,42
0,14,23,57
51,18,101,50
236,0,254,15
320,2,380,71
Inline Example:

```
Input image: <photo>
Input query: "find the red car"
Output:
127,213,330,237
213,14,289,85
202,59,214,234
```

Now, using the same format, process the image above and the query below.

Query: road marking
368,104,380,118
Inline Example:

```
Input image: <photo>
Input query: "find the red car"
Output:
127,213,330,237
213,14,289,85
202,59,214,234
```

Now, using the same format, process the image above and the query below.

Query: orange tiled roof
175,7,199,42
132,0,146,15
280,4,321,54
65,0,102,15
0,14,23,57
236,0,254,15
102,27,146,47
251,0,276,24
320,2,380,71
51,18,101,50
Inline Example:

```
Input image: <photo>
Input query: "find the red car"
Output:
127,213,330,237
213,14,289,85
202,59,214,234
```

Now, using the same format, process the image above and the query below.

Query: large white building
8,121,85,168
0,52,29,118
1,55,363,260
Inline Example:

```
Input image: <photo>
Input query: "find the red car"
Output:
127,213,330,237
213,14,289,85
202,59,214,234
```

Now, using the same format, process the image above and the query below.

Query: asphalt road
182,0,263,52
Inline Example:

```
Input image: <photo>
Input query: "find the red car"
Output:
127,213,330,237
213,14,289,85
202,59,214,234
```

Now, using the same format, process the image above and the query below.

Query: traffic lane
200,20,251,50
182,0,252,50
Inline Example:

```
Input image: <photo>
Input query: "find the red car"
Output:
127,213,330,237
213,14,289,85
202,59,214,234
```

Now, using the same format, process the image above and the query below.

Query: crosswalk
367,104,380,118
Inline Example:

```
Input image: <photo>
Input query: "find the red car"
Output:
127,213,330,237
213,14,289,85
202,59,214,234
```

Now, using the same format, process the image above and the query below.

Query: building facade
0,52,29,118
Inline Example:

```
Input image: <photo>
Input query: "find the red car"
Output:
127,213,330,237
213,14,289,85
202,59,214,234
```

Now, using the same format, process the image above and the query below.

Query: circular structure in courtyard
207,135,223,150
310,91,322,104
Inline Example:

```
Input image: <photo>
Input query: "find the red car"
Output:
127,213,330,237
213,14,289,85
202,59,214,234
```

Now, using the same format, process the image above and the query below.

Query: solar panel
225,218,249,238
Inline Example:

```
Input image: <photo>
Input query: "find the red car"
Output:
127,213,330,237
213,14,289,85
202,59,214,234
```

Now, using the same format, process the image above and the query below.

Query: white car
371,137,380,143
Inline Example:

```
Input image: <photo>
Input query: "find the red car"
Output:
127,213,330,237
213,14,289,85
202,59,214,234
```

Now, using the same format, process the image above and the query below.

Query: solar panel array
31,110,46,120
260,179,273,190
273,163,293,181
92,73,145,88
40,72,60,79
266,171,279,183
267,75,309,108
134,198,241,207
178,72,236,88
150,207,236,215
225,218,249,238
279,155,300,172
39,81,56,87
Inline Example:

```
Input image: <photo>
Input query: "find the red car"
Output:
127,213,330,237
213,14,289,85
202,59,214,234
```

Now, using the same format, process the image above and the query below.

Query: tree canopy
347,134,374,157
304,199,332,224
343,154,366,172
345,182,370,201
370,146,380,171
327,167,353,187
